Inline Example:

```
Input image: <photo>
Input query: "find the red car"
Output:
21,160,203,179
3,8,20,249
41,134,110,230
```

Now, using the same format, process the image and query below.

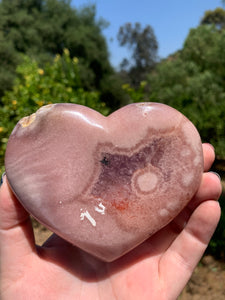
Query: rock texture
5,103,203,261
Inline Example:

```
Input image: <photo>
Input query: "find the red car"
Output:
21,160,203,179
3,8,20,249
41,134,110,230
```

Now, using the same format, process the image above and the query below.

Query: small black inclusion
100,156,109,166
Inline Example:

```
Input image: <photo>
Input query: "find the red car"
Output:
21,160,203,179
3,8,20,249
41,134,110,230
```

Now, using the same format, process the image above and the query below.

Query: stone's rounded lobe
5,102,204,262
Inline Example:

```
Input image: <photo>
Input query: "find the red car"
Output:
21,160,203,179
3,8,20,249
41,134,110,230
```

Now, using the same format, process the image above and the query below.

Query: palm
0,144,221,300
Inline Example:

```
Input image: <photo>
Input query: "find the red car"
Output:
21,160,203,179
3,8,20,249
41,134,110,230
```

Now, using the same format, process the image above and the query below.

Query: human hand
0,143,222,300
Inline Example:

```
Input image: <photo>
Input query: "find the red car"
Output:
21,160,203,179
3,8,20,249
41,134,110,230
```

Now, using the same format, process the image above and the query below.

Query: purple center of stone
91,136,173,209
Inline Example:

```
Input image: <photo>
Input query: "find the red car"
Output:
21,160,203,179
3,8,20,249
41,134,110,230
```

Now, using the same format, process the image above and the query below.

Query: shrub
0,49,110,172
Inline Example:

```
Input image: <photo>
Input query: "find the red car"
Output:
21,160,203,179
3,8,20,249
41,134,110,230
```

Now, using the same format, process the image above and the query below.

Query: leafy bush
0,49,110,172
121,80,149,103
0,1,113,97
146,57,225,159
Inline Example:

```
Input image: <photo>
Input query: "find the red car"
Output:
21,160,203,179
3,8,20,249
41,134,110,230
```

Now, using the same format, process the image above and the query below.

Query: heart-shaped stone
5,103,203,261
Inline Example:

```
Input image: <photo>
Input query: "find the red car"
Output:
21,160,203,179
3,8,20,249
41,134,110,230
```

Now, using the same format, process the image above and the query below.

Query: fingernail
205,143,215,152
0,172,6,187
210,171,221,181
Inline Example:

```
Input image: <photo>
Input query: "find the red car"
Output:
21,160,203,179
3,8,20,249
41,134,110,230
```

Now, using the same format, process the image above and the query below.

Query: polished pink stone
5,103,203,261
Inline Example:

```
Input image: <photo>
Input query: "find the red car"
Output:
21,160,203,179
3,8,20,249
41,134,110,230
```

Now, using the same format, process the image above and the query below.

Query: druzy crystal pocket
5,103,203,261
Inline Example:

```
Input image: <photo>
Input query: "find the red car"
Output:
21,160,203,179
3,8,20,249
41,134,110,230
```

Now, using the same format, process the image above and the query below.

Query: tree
200,7,225,30
0,32,19,92
117,22,158,86
145,25,225,159
0,0,112,97
182,25,225,78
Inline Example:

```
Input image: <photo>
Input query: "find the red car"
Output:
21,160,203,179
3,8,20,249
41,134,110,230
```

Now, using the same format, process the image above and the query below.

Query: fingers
0,176,36,271
189,172,222,210
146,169,222,254
160,200,221,299
0,175,29,230
173,171,221,227
158,141,221,298
171,144,221,234
202,143,215,171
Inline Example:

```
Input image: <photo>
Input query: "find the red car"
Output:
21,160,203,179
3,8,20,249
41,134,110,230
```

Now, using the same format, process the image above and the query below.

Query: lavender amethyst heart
5,103,203,261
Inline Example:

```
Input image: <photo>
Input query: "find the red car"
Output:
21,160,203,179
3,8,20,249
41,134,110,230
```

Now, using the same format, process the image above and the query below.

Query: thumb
0,174,36,270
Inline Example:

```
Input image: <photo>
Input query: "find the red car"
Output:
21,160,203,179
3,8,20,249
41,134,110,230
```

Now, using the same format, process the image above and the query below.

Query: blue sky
71,0,223,68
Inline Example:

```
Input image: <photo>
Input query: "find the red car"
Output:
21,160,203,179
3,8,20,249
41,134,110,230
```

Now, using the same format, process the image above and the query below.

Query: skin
0,143,222,300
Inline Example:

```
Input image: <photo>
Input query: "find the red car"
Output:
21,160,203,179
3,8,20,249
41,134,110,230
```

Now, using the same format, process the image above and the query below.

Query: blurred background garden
0,1,224,294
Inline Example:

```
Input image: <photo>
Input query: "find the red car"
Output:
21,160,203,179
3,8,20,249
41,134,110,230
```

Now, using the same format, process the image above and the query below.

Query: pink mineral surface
5,103,204,261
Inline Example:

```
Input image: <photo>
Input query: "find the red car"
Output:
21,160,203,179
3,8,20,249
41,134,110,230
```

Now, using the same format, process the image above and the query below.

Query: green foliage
0,32,20,98
144,25,225,159
182,25,225,76
0,50,110,172
121,81,149,103
200,7,225,29
100,73,130,110
0,0,112,97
